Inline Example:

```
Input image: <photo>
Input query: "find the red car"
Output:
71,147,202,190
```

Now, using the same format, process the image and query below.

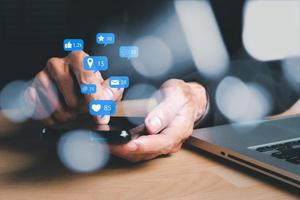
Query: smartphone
41,117,146,144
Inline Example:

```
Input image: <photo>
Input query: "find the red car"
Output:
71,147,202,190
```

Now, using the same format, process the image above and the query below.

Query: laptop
188,114,300,188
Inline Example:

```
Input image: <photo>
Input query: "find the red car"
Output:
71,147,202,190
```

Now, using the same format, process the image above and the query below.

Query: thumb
145,99,183,134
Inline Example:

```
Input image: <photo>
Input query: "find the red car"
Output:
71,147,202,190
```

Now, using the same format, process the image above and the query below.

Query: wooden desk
0,115,299,200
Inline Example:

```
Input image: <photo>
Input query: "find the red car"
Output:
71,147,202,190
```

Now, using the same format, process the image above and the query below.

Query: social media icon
83,56,108,72
109,76,129,89
63,39,84,51
96,33,115,46
110,80,120,86
119,46,139,59
89,100,116,117
87,57,94,68
80,84,96,94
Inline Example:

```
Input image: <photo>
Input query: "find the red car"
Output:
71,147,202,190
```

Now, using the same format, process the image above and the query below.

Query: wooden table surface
0,114,299,200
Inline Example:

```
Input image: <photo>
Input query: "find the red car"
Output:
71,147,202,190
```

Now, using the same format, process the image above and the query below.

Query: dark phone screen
52,117,144,131
43,117,145,144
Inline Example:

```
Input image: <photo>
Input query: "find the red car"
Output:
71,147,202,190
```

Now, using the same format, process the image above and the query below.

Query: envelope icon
110,80,120,85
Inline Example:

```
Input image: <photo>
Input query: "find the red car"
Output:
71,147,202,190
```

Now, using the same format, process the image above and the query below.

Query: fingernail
147,116,162,133
127,141,138,152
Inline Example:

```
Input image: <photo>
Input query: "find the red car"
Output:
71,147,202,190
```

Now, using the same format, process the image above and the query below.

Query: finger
46,57,81,110
135,102,196,155
131,133,179,155
110,141,160,162
32,71,60,120
141,153,162,161
166,100,196,140
109,131,186,162
25,86,55,126
102,79,124,102
97,79,125,124
66,51,111,124
42,117,56,126
109,141,139,160
188,82,208,120
133,123,192,156
145,83,192,134
32,71,75,123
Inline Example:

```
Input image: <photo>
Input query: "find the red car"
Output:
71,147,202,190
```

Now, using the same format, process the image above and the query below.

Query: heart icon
91,104,101,112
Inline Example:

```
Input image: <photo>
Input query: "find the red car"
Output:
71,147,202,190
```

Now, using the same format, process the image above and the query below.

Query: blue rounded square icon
64,39,84,51
89,100,116,117
109,76,129,89
80,84,96,94
83,56,108,72
119,46,139,59
96,33,115,46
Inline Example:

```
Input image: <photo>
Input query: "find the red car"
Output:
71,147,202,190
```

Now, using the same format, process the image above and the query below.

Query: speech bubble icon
83,56,108,72
119,46,139,59
80,84,96,94
109,76,129,89
63,39,84,51
89,100,116,117
96,33,115,46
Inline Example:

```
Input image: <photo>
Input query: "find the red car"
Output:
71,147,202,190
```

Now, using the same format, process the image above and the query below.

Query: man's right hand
28,51,124,125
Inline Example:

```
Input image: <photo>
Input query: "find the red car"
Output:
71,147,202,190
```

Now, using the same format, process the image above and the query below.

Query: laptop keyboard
255,139,300,165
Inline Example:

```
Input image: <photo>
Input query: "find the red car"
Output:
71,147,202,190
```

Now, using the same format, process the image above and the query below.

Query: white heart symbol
92,104,101,112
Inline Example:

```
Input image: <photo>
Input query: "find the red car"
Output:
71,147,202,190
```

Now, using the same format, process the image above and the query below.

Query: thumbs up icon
64,41,72,49
64,39,84,51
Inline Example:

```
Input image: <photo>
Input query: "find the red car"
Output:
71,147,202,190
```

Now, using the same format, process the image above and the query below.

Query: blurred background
0,0,299,124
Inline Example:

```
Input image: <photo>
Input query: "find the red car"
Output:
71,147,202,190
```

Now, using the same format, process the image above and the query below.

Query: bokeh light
131,36,173,78
175,0,229,79
29,76,60,120
57,130,109,173
215,76,272,123
0,80,36,123
0,78,60,122
123,83,157,100
122,83,157,125
243,0,300,61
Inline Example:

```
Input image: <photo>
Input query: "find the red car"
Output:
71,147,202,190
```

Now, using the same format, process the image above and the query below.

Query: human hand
110,79,208,162
28,51,124,125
